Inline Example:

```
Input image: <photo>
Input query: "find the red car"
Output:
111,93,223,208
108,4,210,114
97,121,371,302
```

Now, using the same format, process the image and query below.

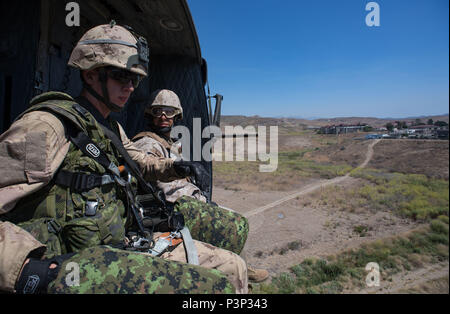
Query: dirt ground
213,178,420,275
368,139,449,179
303,134,369,168
212,133,449,293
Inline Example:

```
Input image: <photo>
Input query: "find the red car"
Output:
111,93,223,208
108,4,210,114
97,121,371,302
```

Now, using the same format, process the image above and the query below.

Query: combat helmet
146,89,183,121
68,22,149,112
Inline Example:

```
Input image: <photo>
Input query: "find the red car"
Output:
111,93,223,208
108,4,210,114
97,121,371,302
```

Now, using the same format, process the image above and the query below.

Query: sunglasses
147,106,179,119
107,68,142,88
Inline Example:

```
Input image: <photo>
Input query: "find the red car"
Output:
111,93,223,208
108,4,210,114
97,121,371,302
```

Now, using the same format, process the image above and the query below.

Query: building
318,124,368,134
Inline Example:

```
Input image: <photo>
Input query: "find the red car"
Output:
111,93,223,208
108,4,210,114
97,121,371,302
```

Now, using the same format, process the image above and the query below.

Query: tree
427,118,434,125
386,123,394,132
415,118,425,126
434,121,449,127
394,121,407,129
363,125,374,132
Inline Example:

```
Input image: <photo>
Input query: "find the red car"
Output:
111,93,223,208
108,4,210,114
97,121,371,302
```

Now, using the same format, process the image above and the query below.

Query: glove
173,160,211,193
15,254,75,294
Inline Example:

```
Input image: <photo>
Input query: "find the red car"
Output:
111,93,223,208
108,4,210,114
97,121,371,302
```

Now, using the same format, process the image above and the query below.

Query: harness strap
66,126,148,238
100,125,163,201
180,227,199,265
69,127,121,177
55,170,115,192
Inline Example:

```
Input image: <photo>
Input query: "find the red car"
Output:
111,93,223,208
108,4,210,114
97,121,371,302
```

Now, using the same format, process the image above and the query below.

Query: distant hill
220,114,449,128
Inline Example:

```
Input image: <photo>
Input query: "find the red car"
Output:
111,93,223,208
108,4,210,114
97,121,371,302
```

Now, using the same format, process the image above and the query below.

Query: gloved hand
173,160,210,193
15,254,74,294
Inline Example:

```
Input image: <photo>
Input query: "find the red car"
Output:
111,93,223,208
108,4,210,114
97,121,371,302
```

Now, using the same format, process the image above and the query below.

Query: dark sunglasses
107,68,142,88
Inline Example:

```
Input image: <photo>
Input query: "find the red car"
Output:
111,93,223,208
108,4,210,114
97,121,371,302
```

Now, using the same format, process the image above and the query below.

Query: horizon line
221,113,450,121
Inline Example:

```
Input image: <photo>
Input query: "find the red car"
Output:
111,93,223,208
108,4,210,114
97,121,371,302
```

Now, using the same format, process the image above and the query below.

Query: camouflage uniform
0,24,248,294
134,89,269,284
0,93,248,294
48,246,235,294
133,89,248,253
133,132,207,203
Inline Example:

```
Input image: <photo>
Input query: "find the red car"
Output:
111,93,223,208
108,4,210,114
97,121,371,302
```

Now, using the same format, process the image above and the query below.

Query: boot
247,266,269,283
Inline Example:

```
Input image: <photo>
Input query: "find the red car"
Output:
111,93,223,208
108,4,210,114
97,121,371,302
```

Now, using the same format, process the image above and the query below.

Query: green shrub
349,169,448,221
272,273,297,294
437,215,449,225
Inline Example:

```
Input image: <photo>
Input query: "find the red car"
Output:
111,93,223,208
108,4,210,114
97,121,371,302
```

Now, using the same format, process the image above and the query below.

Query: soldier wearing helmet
68,23,148,113
0,24,249,294
133,89,207,203
134,89,269,284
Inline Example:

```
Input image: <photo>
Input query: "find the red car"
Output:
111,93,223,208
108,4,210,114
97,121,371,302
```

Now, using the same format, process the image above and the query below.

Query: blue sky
187,0,449,119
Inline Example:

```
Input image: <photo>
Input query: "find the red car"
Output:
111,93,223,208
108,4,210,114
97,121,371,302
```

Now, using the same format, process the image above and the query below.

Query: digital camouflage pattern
68,24,147,76
133,131,249,254
145,89,183,120
133,130,181,160
132,133,206,203
7,93,129,258
1,92,249,293
48,246,234,294
174,196,249,255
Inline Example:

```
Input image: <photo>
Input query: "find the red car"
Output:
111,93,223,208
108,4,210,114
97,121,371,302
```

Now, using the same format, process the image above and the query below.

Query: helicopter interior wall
0,0,213,198
0,1,41,134
0,1,210,137
115,54,213,199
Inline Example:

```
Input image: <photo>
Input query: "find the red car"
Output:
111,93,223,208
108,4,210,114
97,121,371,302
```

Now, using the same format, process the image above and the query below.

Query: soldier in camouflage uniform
133,89,269,283
0,23,249,294
133,89,208,203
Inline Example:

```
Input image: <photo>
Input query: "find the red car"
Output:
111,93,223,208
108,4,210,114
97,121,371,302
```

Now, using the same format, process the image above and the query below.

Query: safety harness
18,93,199,264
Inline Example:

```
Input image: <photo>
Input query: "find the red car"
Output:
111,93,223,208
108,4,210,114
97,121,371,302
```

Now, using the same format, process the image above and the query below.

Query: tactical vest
6,92,133,258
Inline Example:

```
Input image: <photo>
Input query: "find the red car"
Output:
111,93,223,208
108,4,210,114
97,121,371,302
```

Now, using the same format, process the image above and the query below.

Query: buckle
85,200,99,216
148,238,171,256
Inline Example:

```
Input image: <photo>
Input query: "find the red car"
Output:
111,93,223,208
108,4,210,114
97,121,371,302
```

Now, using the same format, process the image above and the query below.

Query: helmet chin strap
83,68,123,113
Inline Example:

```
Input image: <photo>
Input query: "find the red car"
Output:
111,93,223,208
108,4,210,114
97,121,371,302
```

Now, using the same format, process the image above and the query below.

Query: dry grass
397,276,449,294
368,140,449,180
254,222,449,294
212,120,449,294
213,130,357,191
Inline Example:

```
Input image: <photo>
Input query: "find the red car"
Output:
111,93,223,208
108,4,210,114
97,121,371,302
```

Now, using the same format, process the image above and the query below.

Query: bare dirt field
368,139,449,179
212,126,449,293
213,179,420,275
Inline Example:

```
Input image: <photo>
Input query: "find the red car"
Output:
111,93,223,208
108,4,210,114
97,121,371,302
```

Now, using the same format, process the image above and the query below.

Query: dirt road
213,138,447,292
244,139,381,218
214,139,420,275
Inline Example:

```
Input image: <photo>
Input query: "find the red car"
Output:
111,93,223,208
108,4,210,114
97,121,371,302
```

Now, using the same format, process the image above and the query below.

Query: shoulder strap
16,95,84,131
100,124,166,206
21,95,157,237
29,91,75,106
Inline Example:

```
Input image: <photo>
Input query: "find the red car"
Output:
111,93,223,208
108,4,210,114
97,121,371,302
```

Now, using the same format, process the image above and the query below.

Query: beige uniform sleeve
118,123,182,182
133,136,169,159
133,137,207,203
0,222,46,293
0,111,70,214
0,111,69,292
